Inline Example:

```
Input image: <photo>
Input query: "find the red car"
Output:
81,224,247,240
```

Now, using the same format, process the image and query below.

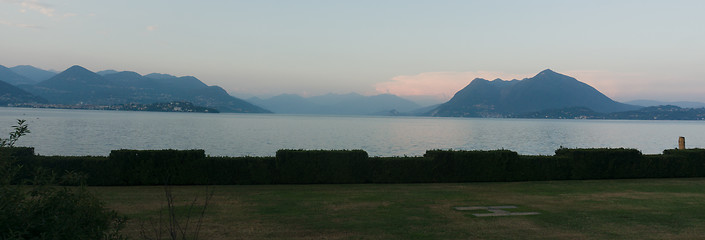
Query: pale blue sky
1,0,704,102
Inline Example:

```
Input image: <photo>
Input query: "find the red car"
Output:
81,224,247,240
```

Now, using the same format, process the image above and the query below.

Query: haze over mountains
8,65,57,83
625,100,705,109
2,65,704,118
0,64,268,113
0,78,48,105
428,69,640,117
0,65,39,86
248,93,421,115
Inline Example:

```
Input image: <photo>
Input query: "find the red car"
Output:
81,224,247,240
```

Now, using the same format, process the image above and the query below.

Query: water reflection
1,107,703,157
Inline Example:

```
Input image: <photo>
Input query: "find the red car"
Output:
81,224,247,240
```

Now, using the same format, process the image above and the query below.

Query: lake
1,107,703,157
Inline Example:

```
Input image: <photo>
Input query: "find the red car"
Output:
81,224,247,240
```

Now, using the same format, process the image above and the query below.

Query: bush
506,156,572,181
17,156,112,185
109,149,206,185
643,151,705,178
425,150,519,182
0,119,125,240
1,185,125,240
555,148,644,179
0,146,34,158
203,156,277,185
9,147,705,185
663,148,705,160
275,149,369,184
367,157,434,183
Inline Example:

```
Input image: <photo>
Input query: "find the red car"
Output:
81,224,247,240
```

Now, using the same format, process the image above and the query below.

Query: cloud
146,25,158,32
564,70,705,101
562,70,644,99
4,0,74,19
375,69,705,102
20,0,55,17
375,71,530,101
0,19,43,29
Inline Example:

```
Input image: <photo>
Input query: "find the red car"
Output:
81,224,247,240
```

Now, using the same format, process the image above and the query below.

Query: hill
8,65,56,83
0,79,47,105
21,65,269,113
429,69,638,117
626,100,705,109
515,105,705,120
96,70,119,76
0,65,36,86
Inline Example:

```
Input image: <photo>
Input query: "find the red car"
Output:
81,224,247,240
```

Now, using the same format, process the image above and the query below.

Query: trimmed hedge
641,149,705,178
555,148,645,179
0,147,35,159
275,149,369,184
201,156,276,185
367,157,434,183
18,156,112,185
9,148,705,185
507,156,572,181
425,150,519,182
108,149,206,185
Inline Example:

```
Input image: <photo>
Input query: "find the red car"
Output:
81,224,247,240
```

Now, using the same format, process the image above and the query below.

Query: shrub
203,156,277,185
275,149,369,184
109,149,206,185
367,157,434,183
643,151,705,178
425,149,519,182
506,156,572,181
555,148,644,179
0,119,125,240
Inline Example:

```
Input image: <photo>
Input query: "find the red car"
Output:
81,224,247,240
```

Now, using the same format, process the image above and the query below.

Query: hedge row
4,148,705,185
276,149,369,184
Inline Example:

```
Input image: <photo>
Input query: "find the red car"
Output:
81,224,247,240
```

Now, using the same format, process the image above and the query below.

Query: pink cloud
566,70,705,101
20,0,55,17
563,70,644,100
375,71,530,101
0,19,43,29
376,69,705,102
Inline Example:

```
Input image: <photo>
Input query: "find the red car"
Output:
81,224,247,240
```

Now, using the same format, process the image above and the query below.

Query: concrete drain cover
454,205,540,217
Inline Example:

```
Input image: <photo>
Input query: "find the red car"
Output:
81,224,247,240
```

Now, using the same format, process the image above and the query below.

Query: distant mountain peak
429,69,639,117
36,65,106,90
97,69,120,76
61,65,98,76
67,65,88,71
538,69,557,75
109,71,142,77
144,73,177,79
0,65,36,85
9,65,57,83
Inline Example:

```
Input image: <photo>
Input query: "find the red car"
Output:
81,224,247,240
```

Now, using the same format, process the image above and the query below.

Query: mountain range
625,100,705,109
8,65,57,83
2,65,704,118
0,78,48,105
248,93,421,115
428,69,640,117
0,64,268,113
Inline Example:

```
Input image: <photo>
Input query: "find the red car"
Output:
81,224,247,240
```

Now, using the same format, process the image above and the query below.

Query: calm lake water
1,107,704,157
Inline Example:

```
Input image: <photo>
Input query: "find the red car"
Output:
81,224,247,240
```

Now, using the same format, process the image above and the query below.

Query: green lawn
93,178,705,240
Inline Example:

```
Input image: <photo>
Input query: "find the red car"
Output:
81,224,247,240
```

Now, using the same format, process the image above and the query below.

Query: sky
1,0,704,104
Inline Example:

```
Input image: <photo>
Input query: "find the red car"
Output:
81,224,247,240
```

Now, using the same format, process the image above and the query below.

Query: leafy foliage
13,147,705,186
275,149,369,184
0,119,126,240
0,119,30,147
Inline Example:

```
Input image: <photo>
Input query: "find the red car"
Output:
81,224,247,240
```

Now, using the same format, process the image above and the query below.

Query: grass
92,178,705,240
